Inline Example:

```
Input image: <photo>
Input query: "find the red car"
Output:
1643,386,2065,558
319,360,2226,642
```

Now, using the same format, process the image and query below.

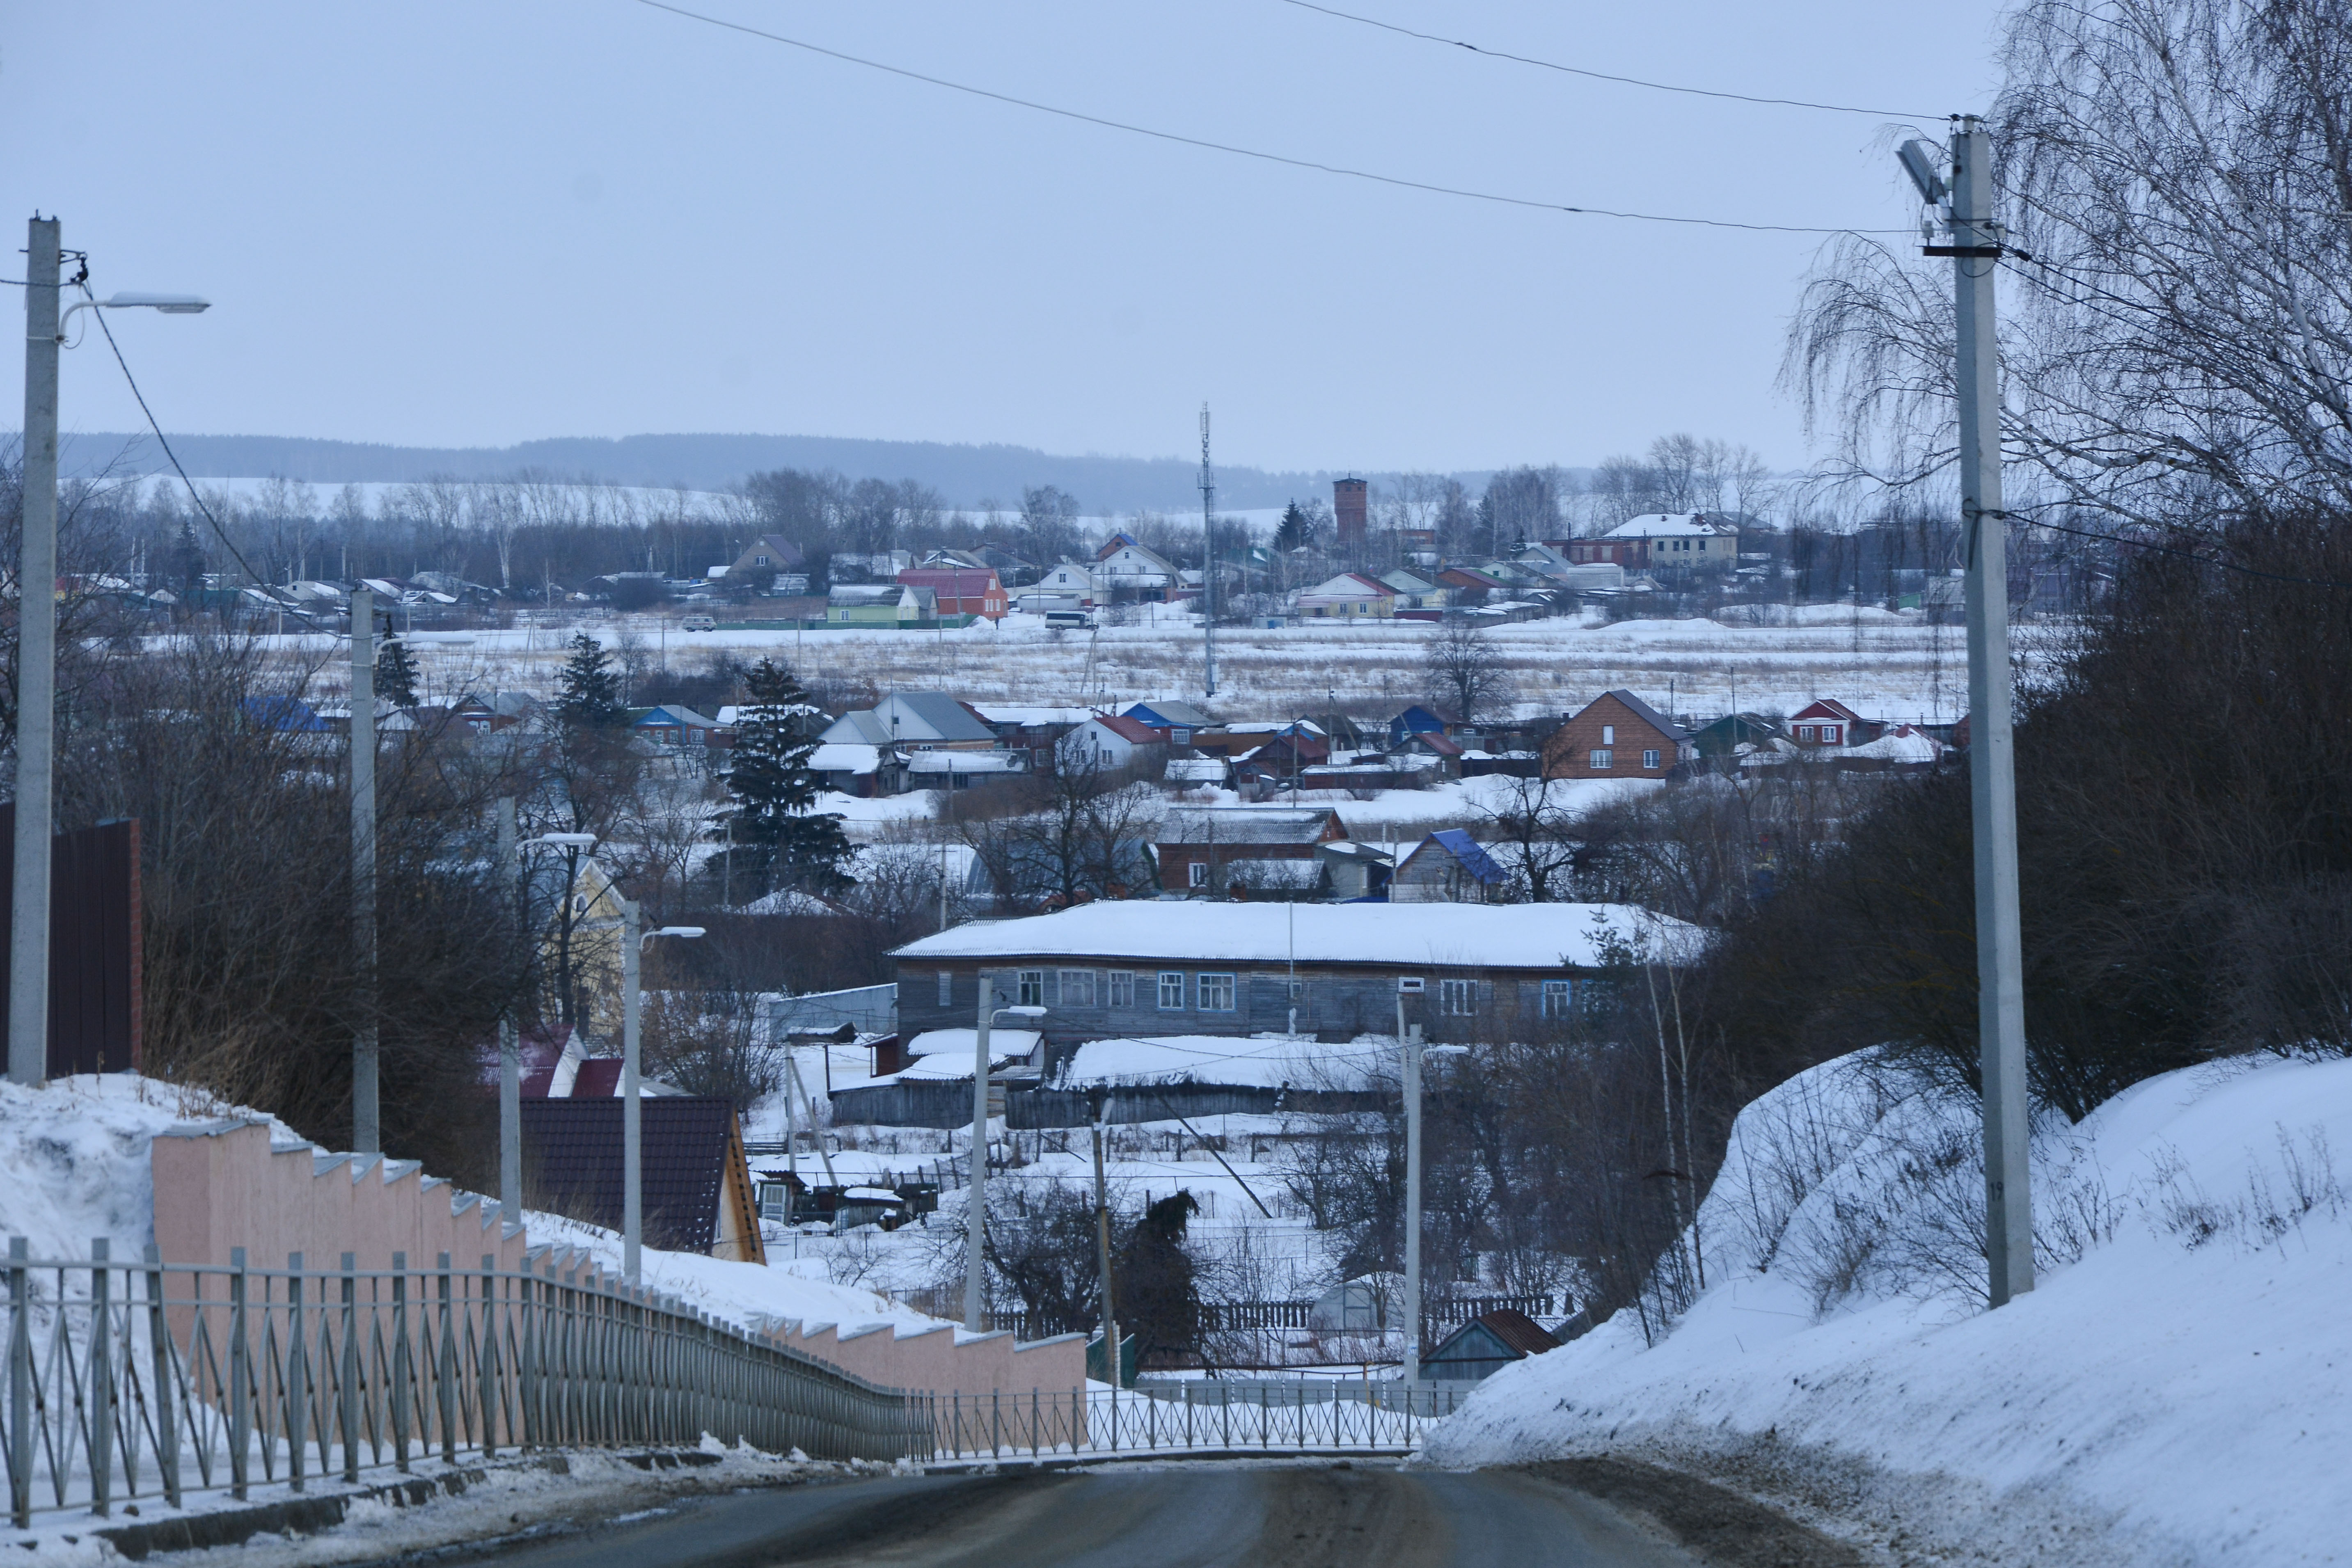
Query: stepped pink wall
151,1115,1087,1400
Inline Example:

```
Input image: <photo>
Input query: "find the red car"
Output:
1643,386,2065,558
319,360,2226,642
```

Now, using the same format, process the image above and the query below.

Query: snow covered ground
1423,1049,2352,1566
254,609,2003,734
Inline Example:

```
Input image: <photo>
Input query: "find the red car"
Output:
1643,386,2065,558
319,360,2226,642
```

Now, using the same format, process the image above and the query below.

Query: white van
679,614,718,632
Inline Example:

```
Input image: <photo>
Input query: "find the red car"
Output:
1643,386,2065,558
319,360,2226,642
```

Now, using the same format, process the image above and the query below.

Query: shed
1422,1308,1560,1382
1391,829,1507,904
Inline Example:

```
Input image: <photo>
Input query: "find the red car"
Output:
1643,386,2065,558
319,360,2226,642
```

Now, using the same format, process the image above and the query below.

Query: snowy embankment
1425,1050,2352,1566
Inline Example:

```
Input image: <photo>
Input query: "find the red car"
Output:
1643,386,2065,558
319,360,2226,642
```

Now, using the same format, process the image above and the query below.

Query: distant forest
40,429,1518,515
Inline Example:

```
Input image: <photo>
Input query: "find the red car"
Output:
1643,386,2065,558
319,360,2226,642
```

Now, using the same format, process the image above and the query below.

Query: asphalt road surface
458,1463,1722,1568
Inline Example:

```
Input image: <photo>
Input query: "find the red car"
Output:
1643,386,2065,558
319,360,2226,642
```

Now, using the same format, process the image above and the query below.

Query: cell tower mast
1199,403,1217,698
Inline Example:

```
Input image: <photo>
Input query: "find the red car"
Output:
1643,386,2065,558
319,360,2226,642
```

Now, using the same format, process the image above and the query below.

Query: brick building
1541,690,1694,781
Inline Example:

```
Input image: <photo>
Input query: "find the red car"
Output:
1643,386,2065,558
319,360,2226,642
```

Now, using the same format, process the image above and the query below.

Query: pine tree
1275,500,1311,554
724,658,851,898
554,633,625,728
374,636,421,708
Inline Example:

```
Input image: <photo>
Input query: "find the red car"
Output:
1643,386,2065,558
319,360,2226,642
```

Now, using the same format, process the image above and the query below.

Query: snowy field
247,607,2007,732
1422,1049,2352,1566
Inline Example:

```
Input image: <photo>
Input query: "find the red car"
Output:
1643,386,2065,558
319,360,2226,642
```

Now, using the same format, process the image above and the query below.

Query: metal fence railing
3,1239,930,1526
930,1380,1465,1460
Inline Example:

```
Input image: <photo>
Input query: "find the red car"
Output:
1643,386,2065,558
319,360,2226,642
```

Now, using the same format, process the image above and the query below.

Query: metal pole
9,217,60,1089
1950,115,2034,1305
497,797,521,1218
1401,998,1422,1383
963,984,993,1331
351,587,379,1152
623,899,643,1282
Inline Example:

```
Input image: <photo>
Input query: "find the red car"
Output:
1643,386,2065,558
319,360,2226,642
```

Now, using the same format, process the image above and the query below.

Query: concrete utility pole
1908,118,2034,1305
350,588,379,1152
1092,1113,1121,1387
497,797,521,1219
964,980,994,1332
1199,403,1217,699
622,897,644,1282
8,218,60,1090
1399,993,1422,1383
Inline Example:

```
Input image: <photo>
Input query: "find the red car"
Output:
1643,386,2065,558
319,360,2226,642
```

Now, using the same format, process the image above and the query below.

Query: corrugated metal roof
519,1097,742,1254
1161,807,1342,846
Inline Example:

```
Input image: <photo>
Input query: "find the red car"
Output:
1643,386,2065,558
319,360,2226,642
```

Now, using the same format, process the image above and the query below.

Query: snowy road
434,1463,1753,1567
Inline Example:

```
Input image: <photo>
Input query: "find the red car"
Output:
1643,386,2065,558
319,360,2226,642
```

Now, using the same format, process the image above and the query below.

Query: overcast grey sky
3,1,2008,476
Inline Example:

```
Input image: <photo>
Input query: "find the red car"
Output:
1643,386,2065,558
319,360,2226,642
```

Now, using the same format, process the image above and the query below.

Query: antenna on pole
1199,403,1217,699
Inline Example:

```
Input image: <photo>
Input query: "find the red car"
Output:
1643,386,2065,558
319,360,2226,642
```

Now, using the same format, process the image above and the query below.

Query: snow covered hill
1424,1049,2352,1566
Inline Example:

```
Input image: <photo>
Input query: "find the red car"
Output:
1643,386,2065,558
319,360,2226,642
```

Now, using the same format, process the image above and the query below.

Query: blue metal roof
1424,828,1506,884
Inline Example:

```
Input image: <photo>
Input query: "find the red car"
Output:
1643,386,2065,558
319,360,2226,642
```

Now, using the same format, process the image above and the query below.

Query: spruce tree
724,657,851,898
1275,500,1312,554
554,633,625,728
374,635,421,708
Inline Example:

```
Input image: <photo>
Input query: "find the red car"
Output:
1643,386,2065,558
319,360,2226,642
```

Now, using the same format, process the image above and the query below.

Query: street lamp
622,902,703,1280
11,221,209,1090
965,992,1047,1331
1395,980,1468,1385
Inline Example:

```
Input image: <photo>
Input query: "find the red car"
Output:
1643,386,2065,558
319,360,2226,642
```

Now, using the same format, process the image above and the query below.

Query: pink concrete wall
152,1118,530,1275
149,1116,1088,1401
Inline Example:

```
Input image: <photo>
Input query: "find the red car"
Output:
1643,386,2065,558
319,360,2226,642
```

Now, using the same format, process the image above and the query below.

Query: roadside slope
1425,1051,2352,1566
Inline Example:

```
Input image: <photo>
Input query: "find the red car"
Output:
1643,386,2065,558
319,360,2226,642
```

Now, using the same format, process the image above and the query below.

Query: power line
1272,0,1946,121
82,286,270,588
629,0,1910,236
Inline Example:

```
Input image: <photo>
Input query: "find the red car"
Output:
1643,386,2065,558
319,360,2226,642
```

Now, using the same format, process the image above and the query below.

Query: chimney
1334,477,1368,547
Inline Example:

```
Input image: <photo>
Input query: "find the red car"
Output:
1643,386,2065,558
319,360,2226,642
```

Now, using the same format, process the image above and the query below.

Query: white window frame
1058,969,1097,1007
1188,861,1208,888
1018,969,1046,1008
1158,971,1186,1009
1197,972,1237,1012
1108,970,1135,1008
1439,977,1477,1016
936,971,953,1007
1601,724,1615,744
1642,749,1661,770
1589,749,1613,770
1541,979,1573,1019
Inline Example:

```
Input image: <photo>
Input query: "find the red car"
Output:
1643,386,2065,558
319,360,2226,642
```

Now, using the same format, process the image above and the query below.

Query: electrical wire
81,285,270,589
628,0,1912,236
1271,0,1946,120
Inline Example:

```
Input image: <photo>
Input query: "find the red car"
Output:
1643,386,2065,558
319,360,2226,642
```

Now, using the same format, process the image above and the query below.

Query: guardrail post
8,1238,28,1529
436,1254,456,1464
479,1256,499,1458
341,1254,360,1482
89,1239,113,1516
142,1245,179,1510
390,1254,411,1472
227,1248,249,1500
286,1252,306,1492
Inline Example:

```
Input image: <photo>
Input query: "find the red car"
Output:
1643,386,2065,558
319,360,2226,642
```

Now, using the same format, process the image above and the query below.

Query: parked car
679,613,718,632
1043,609,1094,629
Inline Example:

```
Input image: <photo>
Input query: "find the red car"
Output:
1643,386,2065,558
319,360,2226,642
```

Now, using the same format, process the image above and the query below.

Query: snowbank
0,1074,301,1260
1424,1049,2352,1565
1057,1032,1388,1091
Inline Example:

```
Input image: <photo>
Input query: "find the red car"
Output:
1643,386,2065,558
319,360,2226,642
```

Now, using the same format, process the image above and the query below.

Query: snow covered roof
808,743,883,774
1837,729,1943,762
905,750,1026,774
906,1028,1042,1058
1161,806,1340,846
894,901,1702,970
1164,757,1229,783
1055,1033,1380,1090
1603,513,1738,538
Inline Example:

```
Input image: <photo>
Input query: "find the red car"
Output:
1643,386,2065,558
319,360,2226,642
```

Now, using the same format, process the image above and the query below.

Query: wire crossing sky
2,1,2003,472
